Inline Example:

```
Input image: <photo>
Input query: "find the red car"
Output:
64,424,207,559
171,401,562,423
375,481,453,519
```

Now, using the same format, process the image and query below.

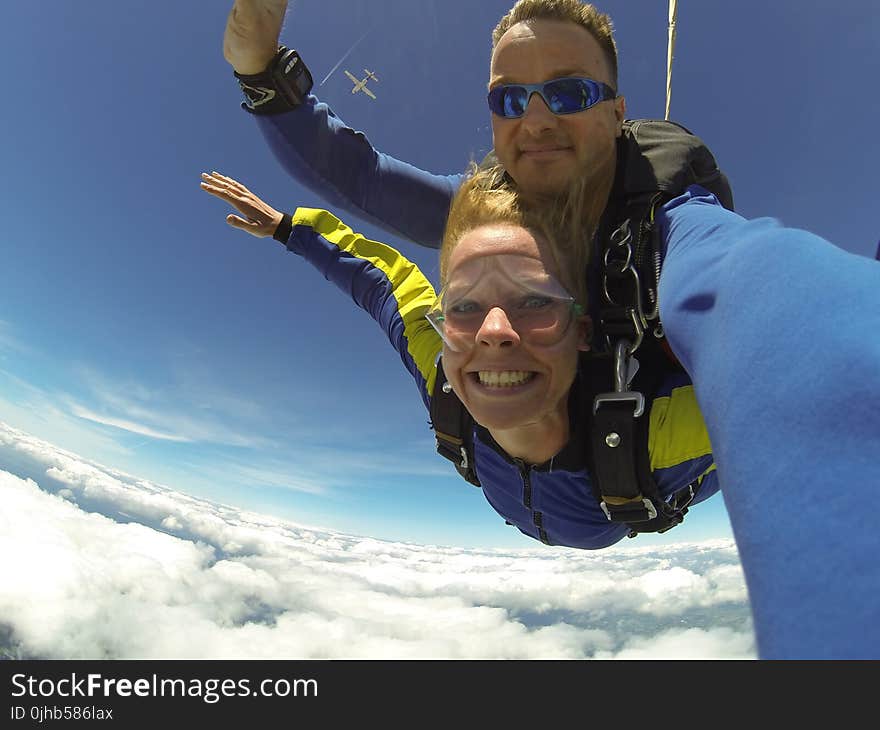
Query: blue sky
0,0,877,550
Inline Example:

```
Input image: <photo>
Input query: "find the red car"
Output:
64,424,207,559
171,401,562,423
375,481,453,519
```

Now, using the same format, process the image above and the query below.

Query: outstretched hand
200,171,285,238
223,0,288,75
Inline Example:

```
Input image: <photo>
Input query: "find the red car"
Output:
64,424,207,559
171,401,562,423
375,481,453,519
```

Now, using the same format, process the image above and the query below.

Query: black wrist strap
273,213,293,244
235,46,314,116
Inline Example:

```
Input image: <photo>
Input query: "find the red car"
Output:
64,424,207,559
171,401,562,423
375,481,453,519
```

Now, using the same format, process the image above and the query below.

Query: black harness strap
434,120,733,537
581,347,696,537
430,351,700,536
429,360,480,488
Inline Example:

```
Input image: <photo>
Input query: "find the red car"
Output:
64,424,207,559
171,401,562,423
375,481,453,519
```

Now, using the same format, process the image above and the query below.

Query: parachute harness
591,192,698,535
430,120,734,540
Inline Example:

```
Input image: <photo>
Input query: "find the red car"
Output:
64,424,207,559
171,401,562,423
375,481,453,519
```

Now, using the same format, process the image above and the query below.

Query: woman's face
439,224,590,432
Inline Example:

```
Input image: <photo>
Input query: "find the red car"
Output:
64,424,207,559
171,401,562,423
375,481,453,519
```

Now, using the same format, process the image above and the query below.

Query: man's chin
515,165,579,198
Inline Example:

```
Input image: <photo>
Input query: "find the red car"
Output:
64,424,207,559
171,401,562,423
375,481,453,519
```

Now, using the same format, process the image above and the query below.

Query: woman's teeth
477,370,535,387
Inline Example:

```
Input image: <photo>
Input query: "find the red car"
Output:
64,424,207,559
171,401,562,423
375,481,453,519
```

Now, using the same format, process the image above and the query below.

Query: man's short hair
492,0,619,87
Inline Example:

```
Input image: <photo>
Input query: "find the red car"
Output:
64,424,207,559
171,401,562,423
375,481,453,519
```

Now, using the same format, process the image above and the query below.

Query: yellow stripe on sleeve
292,208,442,393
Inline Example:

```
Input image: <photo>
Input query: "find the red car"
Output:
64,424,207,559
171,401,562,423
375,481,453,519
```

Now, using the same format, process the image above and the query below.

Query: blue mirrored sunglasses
487,76,617,119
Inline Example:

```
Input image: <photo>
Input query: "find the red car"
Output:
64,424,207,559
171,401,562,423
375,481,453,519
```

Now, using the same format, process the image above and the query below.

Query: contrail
319,27,374,86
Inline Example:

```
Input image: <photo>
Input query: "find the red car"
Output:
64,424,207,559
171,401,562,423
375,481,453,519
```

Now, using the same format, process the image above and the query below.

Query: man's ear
577,314,593,352
614,95,626,136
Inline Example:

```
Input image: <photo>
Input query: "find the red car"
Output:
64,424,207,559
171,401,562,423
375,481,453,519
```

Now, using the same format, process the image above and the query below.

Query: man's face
489,19,626,197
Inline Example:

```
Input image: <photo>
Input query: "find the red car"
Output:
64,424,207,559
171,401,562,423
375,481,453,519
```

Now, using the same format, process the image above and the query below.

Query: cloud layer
0,421,754,659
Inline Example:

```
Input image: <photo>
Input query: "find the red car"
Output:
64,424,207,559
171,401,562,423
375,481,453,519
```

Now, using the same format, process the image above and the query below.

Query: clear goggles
426,254,584,352
487,76,617,119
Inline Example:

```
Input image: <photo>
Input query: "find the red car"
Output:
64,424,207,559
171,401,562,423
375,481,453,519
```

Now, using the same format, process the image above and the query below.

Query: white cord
666,0,678,120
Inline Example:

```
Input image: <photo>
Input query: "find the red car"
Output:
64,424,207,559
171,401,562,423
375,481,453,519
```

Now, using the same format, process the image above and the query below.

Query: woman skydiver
201,164,880,659
200,167,718,551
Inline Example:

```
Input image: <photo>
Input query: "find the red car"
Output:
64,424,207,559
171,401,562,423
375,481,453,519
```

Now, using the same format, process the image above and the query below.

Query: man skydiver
222,0,629,249
221,0,723,533
217,0,880,658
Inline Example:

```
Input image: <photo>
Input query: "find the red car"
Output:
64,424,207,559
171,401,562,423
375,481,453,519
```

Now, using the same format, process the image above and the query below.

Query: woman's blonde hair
440,163,594,306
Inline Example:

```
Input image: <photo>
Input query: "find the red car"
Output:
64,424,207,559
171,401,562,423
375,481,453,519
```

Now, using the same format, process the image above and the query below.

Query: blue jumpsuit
282,207,718,551
249,95,880,658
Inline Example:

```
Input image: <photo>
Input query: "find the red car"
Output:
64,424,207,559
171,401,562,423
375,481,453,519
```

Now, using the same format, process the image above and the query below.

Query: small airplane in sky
344,69,378,100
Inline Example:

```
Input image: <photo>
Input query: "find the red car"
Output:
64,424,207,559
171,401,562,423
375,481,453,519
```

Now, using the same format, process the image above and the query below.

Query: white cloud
0,349,448,506
0,376,137,462
0,349,282,452
594,627,755,659
69,402,194,442
177,457,331,496
69,367,280,450
0,421,755,659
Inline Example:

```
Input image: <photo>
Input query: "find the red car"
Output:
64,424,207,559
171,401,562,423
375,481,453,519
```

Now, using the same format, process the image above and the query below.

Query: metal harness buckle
593,340,644,416
599,498,658,522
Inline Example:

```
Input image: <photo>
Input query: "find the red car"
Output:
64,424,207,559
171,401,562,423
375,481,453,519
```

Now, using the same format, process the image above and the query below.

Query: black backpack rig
430,119,734,538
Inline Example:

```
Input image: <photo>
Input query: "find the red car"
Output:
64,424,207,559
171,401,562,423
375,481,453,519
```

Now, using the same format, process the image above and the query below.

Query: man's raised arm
221,0,462,250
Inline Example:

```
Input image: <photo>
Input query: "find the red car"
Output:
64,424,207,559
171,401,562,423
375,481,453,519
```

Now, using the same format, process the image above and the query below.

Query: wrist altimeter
234,46,314,115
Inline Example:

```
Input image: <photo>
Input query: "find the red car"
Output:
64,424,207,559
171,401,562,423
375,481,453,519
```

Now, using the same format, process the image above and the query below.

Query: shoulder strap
587,119,731,536
429,359,481,488
598,120,734,356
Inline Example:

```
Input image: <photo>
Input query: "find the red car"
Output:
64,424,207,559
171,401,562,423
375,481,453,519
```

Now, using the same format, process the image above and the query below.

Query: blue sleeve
255,97,464,249
286,207,442,411
656,187,880,658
